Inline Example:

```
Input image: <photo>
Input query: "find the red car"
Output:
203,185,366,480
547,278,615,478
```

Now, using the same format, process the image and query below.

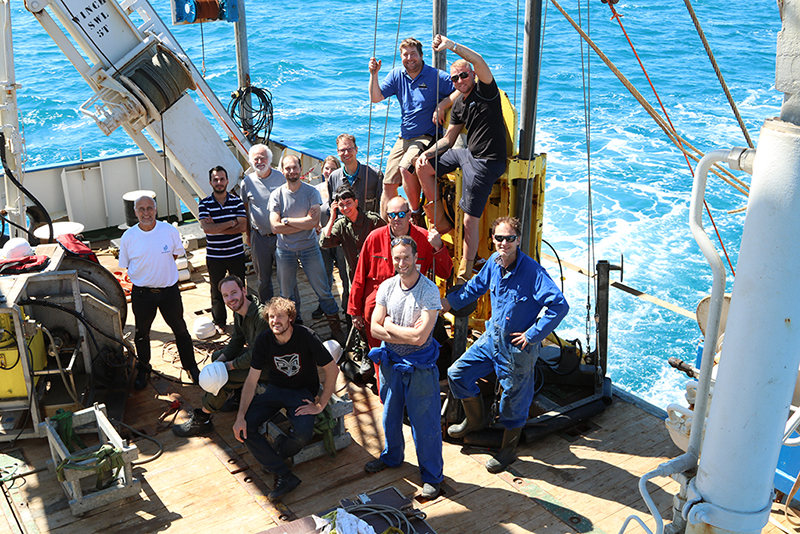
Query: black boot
486,427,522,473
268,472,301,502
447,396,485,438
220,389,241,412
172,408,214,437
134,367,149,390
326,313,347,346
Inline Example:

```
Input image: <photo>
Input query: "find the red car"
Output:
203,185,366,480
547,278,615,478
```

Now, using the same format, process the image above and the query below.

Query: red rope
607,4,736,276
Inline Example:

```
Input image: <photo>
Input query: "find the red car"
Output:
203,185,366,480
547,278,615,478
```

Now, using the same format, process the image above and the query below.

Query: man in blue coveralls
441,217,569,473
369,37,455,221
364,235,443,499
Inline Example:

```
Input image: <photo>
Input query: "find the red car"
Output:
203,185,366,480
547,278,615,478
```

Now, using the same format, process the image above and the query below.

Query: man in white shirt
119,196,198,390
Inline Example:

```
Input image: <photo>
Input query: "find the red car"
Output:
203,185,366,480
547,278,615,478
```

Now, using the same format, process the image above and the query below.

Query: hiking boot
172,408,214,437
365,457,397,474
268,472,301,502
312,305,325,320
410,209,427,228
134,368,149,390
421,482,440,499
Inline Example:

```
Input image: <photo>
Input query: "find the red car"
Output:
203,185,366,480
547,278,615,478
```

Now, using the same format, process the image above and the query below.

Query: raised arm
369,57,385,103
433,34,493,84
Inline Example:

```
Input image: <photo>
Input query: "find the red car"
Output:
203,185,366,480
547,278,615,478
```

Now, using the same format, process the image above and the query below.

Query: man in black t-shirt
232,297,339,502
415,34,508,284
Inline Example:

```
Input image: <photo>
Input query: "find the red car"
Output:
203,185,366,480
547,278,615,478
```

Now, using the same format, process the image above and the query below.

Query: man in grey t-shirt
363,235,443,500
269,155,344,342
241,144,287,304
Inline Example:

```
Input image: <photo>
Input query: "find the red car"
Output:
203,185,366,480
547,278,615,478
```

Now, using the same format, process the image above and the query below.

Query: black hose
541,238,565,294
227,86,273,144
0,132,53,243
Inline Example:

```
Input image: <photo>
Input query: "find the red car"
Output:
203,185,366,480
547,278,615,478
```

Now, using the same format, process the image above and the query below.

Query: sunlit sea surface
9,0,782,408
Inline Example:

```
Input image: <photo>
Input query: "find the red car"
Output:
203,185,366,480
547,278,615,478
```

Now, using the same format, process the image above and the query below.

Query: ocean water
9,0,782,407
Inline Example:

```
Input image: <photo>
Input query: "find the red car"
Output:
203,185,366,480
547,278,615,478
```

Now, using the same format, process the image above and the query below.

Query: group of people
117,34,569,504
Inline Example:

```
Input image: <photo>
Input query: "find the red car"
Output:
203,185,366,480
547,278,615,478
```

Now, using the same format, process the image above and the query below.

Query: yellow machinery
0,310,47,399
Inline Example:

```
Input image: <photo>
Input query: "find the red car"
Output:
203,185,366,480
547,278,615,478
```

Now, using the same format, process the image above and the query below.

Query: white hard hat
193,317,216,340
324,339,342,363
3,238,33,260
199,361,228,396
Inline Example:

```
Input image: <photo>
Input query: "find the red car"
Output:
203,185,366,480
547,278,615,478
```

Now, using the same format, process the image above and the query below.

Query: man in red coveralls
348,195,452,351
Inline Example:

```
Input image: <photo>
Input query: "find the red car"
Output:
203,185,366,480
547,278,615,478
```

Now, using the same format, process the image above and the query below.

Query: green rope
51,409,86,453
56,443,125,491
313,406,338,458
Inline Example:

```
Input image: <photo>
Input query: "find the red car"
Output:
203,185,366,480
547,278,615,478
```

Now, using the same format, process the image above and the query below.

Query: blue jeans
250,230,302,316
275,244,338,316
448,325,539,429
243,385,316,476
379,363,443,484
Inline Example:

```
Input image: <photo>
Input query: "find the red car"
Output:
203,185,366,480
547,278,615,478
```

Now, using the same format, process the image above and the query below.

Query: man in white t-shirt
119,196,198,390
363,235,443,500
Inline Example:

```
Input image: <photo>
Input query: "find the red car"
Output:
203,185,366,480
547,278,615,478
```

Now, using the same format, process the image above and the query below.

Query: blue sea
9,0,782,407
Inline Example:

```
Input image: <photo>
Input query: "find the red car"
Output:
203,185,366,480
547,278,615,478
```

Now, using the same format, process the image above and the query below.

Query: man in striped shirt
200,166,247,334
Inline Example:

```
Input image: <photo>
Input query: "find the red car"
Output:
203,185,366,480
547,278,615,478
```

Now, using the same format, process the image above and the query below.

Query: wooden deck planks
1,253,771,534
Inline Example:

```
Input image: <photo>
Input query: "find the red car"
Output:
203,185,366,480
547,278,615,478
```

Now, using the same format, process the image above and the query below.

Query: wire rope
682,0,754,149
578,0,597,354
604,1,736,276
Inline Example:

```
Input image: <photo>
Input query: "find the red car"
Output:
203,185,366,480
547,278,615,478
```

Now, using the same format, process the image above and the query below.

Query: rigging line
160,120,170,223
366,0,380,168
579,0,596,352
605,1,736,276
683,0,754,149
549,0,748,197
200,22,206,77
376,0,405,175
513,0,521,109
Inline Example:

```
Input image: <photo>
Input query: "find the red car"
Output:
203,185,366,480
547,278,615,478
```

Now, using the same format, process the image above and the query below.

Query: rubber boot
486,427,523,473
326,313,347,346
447,396,485,438
423,200,454,234
456,258,475,285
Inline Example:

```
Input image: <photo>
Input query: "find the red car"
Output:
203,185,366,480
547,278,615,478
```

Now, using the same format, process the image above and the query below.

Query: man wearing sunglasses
319,184,386,308
369,37,456,221
441,217,569,473
349,196,452,350
415,34,508,284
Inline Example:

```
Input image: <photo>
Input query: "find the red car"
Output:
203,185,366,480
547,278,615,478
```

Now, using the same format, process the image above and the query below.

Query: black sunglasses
390,236,415,247
387,211,407,219
450,72,469,83
493,234,518,243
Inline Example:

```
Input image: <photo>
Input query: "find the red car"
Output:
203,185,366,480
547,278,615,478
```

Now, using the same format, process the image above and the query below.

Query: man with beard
199,166,247,334
364,236,443,500
269,155,345,342
172,275,270,437
369,37,455,221
233,297,339,502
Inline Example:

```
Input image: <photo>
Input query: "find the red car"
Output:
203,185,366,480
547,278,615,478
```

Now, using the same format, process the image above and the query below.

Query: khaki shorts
383,135,434,185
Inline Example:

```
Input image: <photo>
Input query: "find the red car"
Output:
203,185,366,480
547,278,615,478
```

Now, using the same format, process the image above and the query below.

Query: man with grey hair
119,195,198,390
241,144,290,306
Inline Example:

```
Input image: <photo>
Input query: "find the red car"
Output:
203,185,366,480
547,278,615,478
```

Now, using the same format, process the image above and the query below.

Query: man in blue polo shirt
200,166,247,334
369,37,455,222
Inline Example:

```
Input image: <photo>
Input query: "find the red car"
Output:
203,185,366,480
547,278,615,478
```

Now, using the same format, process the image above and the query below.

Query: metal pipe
685,119,800,534
518,0,543,158
233,3,253,136
432,0,447,70
686,149,730,460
